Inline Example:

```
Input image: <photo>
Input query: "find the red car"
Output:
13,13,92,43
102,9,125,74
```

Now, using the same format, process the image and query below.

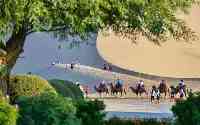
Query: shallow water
106,111,173,119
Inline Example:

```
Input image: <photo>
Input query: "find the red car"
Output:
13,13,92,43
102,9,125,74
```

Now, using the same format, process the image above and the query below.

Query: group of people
150,80,187,103
97,78,124,89
95,78,189,103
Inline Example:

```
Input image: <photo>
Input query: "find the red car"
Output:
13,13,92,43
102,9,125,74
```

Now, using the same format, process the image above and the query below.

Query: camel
169,85,187,99
94,84,109,97
129,85,148,97
158,82,170,98
109,82,126,96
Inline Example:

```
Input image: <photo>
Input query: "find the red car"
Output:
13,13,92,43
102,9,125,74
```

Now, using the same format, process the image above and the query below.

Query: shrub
17,92,80,125
172,92,200,125
0,64,7,76
75,99,106,125
9,75,56,102
49,79,83,99
0,92,18,125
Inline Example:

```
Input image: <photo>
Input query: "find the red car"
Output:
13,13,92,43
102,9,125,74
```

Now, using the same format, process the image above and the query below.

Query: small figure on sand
69,58,80,70
103,63,112,71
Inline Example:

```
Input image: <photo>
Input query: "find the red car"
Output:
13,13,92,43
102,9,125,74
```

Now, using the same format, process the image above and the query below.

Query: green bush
0,64,7,76
172,92,200,125
75,99,106,125
49,79,83,100
9,75,56,102
105,117,171,125
17,92,80,125
0,95,18,125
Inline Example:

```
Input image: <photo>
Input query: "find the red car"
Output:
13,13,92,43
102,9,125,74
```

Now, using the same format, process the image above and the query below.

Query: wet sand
89,94,174,119
97,5,200,78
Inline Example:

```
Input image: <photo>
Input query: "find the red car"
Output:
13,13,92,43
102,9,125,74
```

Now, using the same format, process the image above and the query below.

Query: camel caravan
94,79,191,103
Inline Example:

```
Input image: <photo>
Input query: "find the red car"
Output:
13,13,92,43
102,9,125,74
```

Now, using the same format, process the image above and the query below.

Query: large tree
0,0,198,94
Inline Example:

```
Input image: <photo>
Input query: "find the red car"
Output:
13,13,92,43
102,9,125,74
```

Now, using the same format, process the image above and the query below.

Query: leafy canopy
0,0,199,44
17,92,80,125
172,92,200,125
75,99,106,125
0,94,18,125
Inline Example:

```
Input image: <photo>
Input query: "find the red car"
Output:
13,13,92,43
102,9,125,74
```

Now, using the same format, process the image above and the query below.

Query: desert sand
97,5,200,78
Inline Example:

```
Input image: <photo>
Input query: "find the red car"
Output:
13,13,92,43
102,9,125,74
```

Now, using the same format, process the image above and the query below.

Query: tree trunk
0,29,26,95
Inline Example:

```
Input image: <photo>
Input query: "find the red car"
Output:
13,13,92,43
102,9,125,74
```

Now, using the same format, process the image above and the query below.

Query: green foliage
17,92,80,125
105,117,171,125
0,64,7,77
75,99,106,125
172,92,200,125
97,0,199,43
0,97,18,125
0,42,6,50
9,75,56,102
0,0,198,43
49,79,83,100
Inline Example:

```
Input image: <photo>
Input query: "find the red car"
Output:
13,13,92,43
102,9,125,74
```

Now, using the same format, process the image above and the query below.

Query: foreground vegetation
1,75,200,125
49,79,83,100
0,0,198,95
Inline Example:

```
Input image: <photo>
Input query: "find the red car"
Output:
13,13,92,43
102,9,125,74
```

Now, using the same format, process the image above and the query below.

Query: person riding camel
116,78,123,89
179,80,185,89
99,80,106,89
160,80,165,86
137,80,144,91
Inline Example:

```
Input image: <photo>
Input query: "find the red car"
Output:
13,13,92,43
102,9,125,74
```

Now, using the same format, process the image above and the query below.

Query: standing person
85,85,89,97
156,88,161,103
151,85,157,103
103,64,107,70
170,86,176,102
179,80,185,89
107,64,112,71
70,63,74,69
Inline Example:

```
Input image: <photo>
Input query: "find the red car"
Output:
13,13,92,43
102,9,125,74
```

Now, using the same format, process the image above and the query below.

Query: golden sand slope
97,6,200,78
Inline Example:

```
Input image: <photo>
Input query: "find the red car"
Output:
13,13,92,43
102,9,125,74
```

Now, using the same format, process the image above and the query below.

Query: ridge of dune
97,6,200,78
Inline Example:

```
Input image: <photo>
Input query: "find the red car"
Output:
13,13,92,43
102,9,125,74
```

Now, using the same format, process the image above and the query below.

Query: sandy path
97,5,200,78
54,63,200,91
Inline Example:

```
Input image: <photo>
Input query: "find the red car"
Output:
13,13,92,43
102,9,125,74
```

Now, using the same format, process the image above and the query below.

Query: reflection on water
107,111,173,119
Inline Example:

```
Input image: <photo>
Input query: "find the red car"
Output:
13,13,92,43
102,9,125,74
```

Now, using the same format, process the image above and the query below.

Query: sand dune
97,6,200,78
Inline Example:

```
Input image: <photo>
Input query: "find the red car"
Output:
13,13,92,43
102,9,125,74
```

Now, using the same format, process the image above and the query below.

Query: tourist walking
151,85,157,103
